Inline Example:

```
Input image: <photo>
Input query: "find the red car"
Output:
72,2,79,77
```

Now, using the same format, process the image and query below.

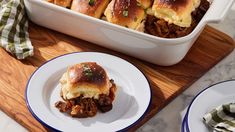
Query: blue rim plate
181,111,188,132
183,79,235,132
25,52,152,132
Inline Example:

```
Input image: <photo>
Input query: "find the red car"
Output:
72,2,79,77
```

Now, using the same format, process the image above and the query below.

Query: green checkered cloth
203,103,235,132
0,0,33,59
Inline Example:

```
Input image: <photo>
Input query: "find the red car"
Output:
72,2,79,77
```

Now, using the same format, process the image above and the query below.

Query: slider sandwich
46,0,210,38
151,0,201,27
55,62,117,118
145,0,210,38
104,0,152,30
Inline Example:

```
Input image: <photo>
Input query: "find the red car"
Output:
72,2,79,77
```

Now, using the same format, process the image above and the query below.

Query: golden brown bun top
48,0,72,8
114,0,134,16
68,62,107,87
71,0,110,18
60,62,111,100
155,0,193,13
158,0,188,8
104,0,151,29
111,0,140,17
137,0,152,8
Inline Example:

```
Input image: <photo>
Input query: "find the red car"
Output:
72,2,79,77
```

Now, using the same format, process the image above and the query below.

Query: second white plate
186,80,235,132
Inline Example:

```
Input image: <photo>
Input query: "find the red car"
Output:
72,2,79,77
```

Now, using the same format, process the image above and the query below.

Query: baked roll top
47,0,72,8
104,0,151,29
152,0,201,27
71,0,110,18
60,62,111,100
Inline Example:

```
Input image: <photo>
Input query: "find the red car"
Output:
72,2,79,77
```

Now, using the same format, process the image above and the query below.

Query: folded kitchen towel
0,0,33,59
203,103,235,132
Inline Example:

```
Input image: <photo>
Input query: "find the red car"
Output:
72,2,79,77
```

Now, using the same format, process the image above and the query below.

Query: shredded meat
109,79,116,101
145,0,210,38
55,80,116,118
70,98,98,118
96,94,113,112
55,101,68,112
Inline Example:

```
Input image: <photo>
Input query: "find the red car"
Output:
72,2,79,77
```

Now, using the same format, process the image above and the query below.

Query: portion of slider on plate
55,62,117,118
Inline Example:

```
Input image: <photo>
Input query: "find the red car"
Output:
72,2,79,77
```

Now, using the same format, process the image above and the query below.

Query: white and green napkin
0,0,33,59
203,103,235,132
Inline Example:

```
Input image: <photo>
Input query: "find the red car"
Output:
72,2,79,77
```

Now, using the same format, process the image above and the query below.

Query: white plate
26,52,151,132
185,80,235,132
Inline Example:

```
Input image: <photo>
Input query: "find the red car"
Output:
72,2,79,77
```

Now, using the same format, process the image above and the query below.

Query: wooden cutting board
0,22,234,132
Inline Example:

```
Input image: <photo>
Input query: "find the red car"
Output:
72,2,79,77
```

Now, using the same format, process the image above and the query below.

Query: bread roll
71,0,110,18
60,62,111,100
151,0,201,27
104,0,151,29
47,0,72,8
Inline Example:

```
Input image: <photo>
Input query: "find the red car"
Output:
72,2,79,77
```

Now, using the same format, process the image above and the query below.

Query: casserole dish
24,0,233,66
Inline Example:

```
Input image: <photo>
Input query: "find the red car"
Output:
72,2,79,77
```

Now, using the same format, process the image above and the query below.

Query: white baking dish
24,0,234,66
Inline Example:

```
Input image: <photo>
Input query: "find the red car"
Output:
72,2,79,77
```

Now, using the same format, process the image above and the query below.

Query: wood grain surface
0,22,234,132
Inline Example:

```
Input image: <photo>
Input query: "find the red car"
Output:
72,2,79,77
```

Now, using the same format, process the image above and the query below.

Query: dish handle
204,0,234,23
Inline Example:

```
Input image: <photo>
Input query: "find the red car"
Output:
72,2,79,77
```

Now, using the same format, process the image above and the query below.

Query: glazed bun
71,0,110,18
60,62,111,100
104,0,151,29
47,0,72,8
151,0,201,27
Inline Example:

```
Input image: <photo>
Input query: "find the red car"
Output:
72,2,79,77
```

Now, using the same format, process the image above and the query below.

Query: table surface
0,4,235,132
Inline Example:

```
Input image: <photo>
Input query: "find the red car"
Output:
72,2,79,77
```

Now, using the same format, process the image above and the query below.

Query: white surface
187,80,235,132
26,52,151,131
1,3,235,132
23,0,233,66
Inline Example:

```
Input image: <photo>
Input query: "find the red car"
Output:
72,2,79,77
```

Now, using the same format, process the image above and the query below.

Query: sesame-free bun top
71,0,110,18
104,0,151,29
60,62,111,100
47,0,73,8
151,0,201,27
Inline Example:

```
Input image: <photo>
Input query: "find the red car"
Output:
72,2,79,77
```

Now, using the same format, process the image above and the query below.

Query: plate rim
184,79,235,132
25,51,152,132
181,111,188,132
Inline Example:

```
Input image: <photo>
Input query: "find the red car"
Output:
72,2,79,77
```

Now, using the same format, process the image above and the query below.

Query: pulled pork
55,94,113,118
55,80,116,118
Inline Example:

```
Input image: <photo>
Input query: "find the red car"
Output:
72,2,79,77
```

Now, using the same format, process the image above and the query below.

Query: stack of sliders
47,0,210,38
